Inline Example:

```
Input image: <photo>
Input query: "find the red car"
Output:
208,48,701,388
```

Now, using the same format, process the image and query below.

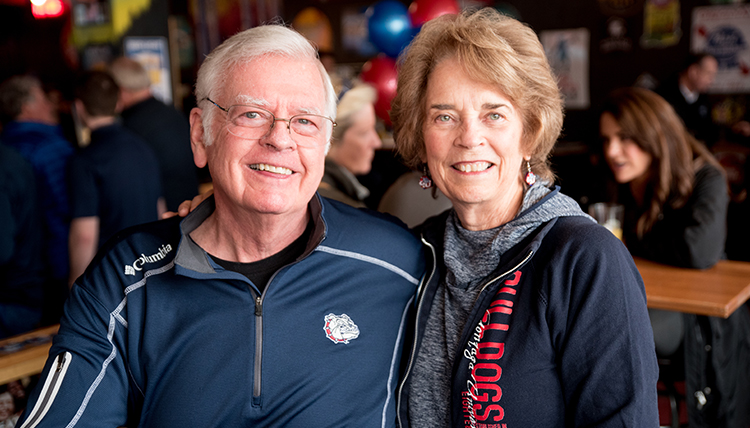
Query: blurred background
1,0,748,254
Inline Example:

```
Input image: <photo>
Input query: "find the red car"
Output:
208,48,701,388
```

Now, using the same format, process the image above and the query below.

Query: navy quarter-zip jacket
18,195,425,428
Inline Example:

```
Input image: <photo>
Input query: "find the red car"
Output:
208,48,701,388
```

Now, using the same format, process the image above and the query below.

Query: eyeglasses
203,98,336,146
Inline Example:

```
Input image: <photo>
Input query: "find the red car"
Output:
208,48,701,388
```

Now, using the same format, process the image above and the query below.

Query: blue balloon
367,1,413,58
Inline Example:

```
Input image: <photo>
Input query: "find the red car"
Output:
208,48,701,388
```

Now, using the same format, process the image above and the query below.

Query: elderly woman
317,83,382,207
390,9,658,427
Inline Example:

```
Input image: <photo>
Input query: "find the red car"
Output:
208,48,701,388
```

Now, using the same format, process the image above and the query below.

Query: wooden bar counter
0,324,58,385
634,257,750,318
2,256,749,384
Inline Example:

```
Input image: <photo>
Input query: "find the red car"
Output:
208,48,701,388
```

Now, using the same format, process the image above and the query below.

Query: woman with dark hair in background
599,87,750,428
600,87,727,269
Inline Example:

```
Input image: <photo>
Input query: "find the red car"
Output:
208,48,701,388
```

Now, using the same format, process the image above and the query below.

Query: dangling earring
419,165,433,189
524,160,536,186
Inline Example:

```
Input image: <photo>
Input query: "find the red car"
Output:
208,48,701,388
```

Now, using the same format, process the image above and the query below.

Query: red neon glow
31,0,65,18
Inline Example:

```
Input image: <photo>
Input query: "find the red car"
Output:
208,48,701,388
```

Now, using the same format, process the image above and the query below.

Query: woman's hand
161,188,214,219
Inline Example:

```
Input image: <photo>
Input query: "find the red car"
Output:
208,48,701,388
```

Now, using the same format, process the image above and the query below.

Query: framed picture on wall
123,37,173,105
72,0,110,26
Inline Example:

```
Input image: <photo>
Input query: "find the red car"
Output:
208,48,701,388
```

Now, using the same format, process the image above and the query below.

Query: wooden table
0,324,58,385
634,257,750,318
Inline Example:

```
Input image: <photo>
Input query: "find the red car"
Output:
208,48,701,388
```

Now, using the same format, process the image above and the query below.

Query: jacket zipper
396,236,437,427
395,247,533,427
253,295,263,400
20,352,72,428
251,231,326,403
474,250,534,305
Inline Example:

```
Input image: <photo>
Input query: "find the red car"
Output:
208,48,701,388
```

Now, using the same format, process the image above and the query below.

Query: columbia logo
124,244,173,276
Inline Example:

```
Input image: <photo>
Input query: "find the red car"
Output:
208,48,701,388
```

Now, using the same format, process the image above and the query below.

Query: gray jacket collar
174,195,327,275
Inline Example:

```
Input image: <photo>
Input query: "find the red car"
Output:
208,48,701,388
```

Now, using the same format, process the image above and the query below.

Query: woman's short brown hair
390,7,563,183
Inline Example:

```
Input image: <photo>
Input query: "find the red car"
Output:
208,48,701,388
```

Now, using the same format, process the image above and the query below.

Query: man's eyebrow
236,95,268,106
298,107,323,115
234,95,322,115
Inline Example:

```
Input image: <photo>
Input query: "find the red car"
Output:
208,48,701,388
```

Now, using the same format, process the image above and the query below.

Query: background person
0,387,18,428
0,144,45,338
17,24,424,427
67,70,164,286
656,53,719,147
599,87,749,428
390,9,658,427
318,82,382,207
600,87,726,269
0,74,74,325
109,56,200,212
377,170,453,229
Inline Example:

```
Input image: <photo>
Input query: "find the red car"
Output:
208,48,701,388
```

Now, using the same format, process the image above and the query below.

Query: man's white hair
109,57,151,91
195,24,337,147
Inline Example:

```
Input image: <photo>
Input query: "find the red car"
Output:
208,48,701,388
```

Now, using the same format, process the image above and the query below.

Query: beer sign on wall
692,4,750,94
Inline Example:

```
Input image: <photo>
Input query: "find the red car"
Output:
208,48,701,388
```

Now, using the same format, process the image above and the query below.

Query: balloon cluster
360,0,459,125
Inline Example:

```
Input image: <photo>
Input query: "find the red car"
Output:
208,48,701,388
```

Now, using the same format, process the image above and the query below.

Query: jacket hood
417,185,593,254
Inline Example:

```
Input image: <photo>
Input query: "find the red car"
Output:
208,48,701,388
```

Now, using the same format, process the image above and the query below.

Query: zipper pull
255,296,262,316
56,353,66,373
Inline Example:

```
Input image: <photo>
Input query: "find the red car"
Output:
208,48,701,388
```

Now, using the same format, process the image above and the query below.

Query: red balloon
408,0,460,27
360,55,398,127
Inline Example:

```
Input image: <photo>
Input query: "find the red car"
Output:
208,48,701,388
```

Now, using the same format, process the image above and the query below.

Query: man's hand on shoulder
162,187,213,219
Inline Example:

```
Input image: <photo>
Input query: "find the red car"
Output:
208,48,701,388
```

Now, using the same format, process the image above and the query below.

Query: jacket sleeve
16,284,131,428
553,225,660,427
629,165,728,269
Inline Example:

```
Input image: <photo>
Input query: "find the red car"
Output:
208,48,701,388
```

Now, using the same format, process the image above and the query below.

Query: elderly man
17,25,424,427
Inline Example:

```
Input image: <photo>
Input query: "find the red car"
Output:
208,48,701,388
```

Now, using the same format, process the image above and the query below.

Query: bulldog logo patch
323,313,360,344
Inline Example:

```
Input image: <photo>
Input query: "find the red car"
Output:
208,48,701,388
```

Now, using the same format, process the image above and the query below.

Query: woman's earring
419,165,433,189
524,160,536,186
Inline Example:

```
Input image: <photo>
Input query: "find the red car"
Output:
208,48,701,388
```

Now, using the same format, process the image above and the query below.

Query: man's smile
249,163,293,175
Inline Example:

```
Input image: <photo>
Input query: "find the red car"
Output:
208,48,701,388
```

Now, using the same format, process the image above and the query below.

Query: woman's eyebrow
483,102,511,110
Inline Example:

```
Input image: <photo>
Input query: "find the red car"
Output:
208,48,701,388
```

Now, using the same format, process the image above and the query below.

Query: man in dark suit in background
656,53,719,147
109,57,199,211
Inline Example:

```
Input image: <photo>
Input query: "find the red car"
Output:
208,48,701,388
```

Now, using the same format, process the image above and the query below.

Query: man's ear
190,107,208,169
114,96,124,114
18,92,43,121
74,99,88,126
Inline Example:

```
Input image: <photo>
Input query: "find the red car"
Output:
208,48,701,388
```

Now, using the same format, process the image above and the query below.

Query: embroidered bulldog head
323,313,360,344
